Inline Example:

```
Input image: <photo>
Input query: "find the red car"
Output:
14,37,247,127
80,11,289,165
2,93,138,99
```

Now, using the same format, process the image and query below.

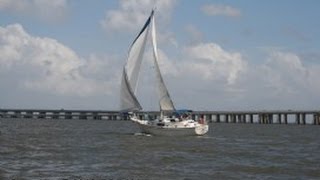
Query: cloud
101,0,177,32
181,43,247,85
159,40,320,110
0,0,68,22
261,51,310,94
0,23,115,96
143,48,178,77
227,50,320,110
185,24,204,44
201,4,241,17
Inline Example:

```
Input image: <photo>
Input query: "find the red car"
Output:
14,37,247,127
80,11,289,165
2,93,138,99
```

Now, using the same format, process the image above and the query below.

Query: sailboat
120,10,209,136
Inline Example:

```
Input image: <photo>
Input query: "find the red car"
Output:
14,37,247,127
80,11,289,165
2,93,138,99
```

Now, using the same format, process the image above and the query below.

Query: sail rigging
120,10,175,112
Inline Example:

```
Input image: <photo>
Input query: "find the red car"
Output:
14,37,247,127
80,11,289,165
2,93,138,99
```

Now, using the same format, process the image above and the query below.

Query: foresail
120,68,142,111
151,12,175,112
120,12,152,111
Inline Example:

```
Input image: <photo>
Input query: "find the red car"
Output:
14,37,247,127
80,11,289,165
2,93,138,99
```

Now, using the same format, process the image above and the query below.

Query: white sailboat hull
131,117,209,136
138,123,196,136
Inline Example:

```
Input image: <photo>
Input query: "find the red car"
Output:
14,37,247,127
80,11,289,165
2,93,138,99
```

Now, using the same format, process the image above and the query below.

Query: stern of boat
195,124,209,135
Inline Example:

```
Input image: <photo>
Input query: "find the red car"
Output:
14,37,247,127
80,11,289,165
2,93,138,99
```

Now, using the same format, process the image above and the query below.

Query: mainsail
151,12,175,111
120,10,175,112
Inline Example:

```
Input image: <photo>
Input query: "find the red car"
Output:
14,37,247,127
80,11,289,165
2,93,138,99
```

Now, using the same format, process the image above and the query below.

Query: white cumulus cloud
223,50,320,110
101,0,177,32
182,43,247,85
259,51,312,95
0,23,114,96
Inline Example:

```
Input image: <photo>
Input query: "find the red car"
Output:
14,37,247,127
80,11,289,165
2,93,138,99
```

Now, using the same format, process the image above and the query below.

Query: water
0,119,319,179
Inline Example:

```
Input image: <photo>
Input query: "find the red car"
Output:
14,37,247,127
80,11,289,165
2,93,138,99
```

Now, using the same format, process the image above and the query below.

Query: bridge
0,109,320,125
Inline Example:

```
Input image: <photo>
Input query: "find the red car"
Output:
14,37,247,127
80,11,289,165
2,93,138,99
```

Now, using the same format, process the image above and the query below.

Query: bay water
0,119,319,179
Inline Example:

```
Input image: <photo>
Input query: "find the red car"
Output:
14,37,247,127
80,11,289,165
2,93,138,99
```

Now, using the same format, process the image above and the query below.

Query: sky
0,0,320,111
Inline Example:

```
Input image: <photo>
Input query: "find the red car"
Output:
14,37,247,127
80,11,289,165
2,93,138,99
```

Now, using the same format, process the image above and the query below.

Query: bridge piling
216,114,220,123
314,114,320,125
284,114,288,124
225,114,229,123
277,114,282,124
301,113,306,125
249,114,253,123
296,114,300,125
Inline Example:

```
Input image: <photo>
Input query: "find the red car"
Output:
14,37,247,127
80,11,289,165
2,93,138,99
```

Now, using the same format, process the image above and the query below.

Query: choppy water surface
0,119,319,179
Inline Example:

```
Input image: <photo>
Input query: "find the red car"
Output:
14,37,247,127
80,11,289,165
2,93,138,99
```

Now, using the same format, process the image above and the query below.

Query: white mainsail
120,10,175,112
120,13,151,111
151,12,175,112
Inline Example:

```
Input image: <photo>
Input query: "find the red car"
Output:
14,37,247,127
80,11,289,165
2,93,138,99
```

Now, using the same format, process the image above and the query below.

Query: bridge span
0,109,320,125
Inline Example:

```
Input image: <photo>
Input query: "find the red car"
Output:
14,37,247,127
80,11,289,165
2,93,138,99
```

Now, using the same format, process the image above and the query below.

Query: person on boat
181,113,187,120
198,115,205,124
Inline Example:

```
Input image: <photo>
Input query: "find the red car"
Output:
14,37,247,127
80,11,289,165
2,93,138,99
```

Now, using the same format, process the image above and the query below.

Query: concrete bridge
192,110,320,125
0,109,320,125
